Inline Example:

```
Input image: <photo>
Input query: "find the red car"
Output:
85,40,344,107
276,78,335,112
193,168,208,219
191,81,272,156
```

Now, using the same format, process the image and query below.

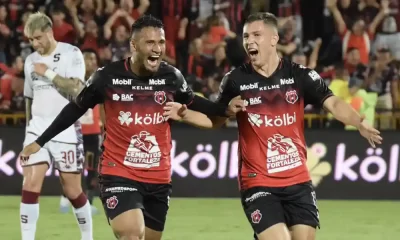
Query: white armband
44,69,57,81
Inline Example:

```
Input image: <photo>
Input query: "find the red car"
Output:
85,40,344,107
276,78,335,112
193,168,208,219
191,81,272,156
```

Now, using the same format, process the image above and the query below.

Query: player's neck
41,40,58,57
253,53,280,78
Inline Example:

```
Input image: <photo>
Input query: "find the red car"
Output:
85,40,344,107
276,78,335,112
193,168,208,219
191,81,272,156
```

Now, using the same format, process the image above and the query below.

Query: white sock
60,195,70,207
20,203,39,240
73,201,93,240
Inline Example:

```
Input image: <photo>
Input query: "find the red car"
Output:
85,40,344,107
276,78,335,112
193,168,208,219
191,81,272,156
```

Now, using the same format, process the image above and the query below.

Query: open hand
358,118,382,148
163,102,187,121
20,142,41,164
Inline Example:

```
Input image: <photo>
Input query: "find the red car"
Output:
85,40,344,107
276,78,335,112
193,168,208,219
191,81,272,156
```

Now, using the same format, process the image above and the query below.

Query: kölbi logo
0,139,15,176
334,144,400,182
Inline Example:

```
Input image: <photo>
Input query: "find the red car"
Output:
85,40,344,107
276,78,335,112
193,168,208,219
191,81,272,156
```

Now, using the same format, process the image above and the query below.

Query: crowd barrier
0,126,399,199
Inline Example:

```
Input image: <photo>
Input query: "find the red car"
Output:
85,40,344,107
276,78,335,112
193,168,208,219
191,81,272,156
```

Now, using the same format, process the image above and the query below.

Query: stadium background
0,0,399,239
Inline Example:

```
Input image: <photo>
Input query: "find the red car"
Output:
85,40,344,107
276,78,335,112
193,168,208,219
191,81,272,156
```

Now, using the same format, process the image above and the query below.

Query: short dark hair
131,15,164,35
82,48,97,56
245,12,278,29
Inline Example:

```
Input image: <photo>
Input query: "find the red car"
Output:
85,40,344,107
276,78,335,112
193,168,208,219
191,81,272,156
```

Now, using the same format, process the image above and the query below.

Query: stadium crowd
0,0,399,129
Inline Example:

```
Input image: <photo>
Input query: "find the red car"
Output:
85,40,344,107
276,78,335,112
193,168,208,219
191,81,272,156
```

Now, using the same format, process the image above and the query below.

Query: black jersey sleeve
35,102,88,147
172,68,195,105
76,68,106,109
300,67,333,106
215,71,240,106
173,68,233,117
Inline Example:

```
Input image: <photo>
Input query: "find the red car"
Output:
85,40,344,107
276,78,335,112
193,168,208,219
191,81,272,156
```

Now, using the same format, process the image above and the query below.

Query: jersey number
62,150,75,164
53,53,61,62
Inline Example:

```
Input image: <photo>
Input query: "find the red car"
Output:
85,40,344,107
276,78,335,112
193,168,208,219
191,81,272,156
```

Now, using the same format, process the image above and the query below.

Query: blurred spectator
271,0,302,40
51,7,76,44
9,75,24,111
79,19,101,53
14,11,34,60
187,38,211,79
291,38,322,70
200,14,235,56
0,56,23,110
278,18,301,59
327,0,389,65
373,15,400,60
0,4,12,64
364,48,398,128
108,25,130,62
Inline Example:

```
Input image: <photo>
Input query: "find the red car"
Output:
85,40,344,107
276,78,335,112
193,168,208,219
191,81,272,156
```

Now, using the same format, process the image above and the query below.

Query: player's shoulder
58,42,81,54
97,59,127,76
284,59,311,73
157,61,185,83
220,63,252,83
158,61,182,76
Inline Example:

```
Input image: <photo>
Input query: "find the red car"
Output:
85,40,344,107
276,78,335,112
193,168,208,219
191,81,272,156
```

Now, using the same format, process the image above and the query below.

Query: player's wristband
44,69,57,81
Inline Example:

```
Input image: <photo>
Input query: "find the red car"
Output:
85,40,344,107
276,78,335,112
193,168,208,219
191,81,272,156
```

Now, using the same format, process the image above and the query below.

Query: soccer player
20,15,244,240
20,12,93,240
59,49,102,214
163,13,382,240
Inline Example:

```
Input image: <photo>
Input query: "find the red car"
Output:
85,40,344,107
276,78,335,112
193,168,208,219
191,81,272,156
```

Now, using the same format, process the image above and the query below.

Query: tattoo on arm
25,98,32,126
52,75,85,99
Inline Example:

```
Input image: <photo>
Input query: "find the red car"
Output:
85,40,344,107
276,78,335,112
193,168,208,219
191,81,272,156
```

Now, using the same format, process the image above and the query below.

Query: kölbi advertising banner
0,126,399,199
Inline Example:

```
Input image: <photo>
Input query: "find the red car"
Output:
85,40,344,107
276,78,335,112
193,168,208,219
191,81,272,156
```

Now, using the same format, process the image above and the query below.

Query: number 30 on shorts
62,150,75,164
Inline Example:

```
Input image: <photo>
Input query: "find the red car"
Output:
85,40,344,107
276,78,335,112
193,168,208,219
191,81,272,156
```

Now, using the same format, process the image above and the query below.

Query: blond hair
24,12,53,37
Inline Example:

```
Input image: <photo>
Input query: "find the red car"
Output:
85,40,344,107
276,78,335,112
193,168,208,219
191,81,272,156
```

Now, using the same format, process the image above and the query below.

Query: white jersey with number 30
24,42,85,143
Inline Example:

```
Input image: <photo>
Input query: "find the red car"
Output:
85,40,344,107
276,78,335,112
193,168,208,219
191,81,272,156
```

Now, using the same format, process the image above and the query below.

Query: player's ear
130,38,137,52
271,33,279,47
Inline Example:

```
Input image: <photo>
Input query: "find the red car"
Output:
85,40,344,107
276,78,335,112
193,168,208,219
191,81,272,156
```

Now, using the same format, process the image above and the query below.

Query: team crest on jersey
106,196,118,209
285,90,298,104
251,209,262,224
154,91,167,105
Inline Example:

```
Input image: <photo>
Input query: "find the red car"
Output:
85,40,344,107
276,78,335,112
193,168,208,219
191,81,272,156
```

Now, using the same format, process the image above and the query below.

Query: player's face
84,52,98,74
243,21,279,67
28,29,52,55
131,27,166,72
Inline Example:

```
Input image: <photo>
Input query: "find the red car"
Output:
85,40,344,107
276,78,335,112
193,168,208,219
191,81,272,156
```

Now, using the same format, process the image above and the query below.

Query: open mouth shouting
147,55,160,67
248,48,259,58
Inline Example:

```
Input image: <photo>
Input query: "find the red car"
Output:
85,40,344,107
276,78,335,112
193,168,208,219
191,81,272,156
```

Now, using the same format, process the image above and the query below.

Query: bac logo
244,97,262,106
121,94,133,101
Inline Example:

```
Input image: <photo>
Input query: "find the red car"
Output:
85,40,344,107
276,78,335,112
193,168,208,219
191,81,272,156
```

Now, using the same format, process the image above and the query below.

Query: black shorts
83,134,100,171
99,175,172,232
241,181,319,235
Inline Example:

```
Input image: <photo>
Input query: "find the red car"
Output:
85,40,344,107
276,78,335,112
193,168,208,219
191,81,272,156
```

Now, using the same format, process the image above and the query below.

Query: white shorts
23,132,84,172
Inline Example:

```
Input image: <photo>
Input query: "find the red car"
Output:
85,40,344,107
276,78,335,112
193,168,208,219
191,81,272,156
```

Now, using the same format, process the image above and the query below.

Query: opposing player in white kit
19,12,93,240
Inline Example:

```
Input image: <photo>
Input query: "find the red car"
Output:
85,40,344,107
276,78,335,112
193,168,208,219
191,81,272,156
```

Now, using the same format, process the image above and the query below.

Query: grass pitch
0,197,398,240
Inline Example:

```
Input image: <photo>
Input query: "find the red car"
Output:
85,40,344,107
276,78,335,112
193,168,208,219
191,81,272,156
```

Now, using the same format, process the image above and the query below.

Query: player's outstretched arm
163,97,243,129
323,96,382,147
300,66,382,148
20,102,89,161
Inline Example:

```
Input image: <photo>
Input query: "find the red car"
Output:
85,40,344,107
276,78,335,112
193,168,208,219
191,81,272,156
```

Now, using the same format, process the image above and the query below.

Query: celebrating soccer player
20,15,244,240
20,12,93,240
163,12,382,240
